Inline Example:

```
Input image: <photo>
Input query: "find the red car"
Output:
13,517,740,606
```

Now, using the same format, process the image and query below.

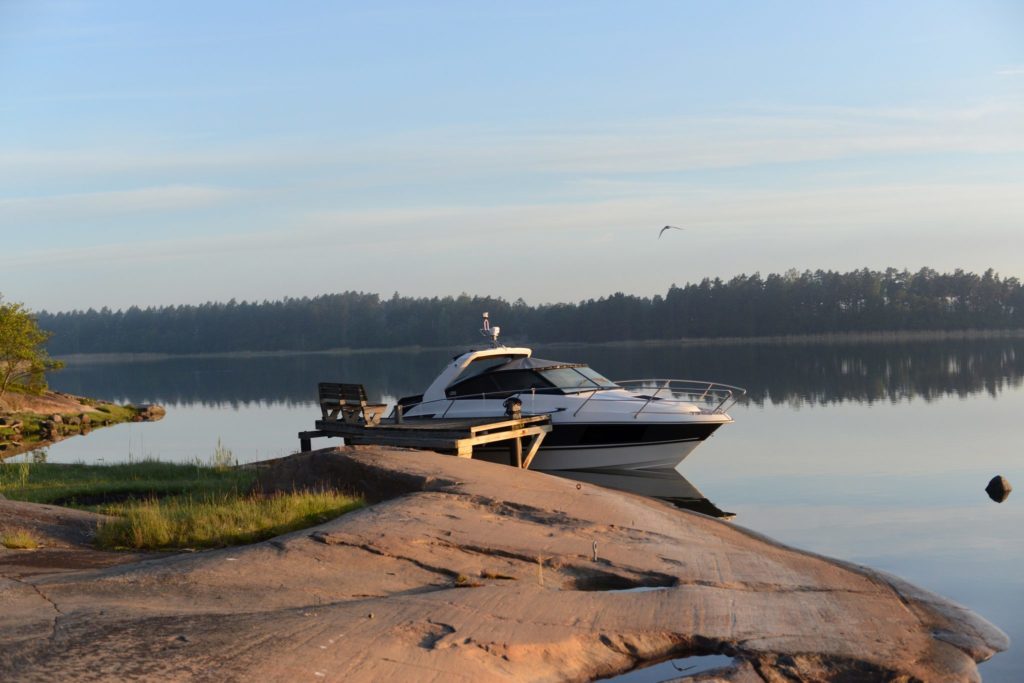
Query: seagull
658,225,684,239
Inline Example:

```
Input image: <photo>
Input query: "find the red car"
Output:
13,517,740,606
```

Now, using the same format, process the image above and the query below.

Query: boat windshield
538,366,618,393
447,369,554,398
450,354,525,385
445,364,618,399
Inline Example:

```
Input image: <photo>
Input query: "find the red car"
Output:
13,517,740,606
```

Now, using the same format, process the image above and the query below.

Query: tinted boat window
448,370,553,398
493,370,554,393
447,373,497,397
539,367,604,392
450,355,521,385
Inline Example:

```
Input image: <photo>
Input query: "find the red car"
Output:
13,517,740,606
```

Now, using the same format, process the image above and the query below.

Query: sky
2,0,1023,312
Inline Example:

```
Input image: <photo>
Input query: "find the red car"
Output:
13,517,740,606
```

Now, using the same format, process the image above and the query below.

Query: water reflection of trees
545,339,1024,406
47,339,1023,409
47,350,451,409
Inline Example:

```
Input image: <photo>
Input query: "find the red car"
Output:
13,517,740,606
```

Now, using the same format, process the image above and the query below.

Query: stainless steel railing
611,379,746,416
392,379,746,421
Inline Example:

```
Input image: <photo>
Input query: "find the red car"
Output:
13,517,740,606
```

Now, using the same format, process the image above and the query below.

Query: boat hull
476,420,724,472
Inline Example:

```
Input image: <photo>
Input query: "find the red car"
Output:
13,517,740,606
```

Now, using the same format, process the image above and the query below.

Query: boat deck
299,414,552,468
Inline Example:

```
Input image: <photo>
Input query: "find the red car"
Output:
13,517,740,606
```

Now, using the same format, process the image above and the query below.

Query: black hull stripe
542,422,722,449
539,438,703,451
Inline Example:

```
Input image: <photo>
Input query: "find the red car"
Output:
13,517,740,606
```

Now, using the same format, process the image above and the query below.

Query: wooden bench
318,383,387,427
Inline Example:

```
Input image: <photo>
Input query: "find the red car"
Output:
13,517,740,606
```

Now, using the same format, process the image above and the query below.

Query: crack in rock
310,533,460,581
8,576,64,643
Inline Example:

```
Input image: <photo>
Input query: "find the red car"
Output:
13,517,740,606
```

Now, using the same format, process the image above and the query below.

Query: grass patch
0,460,364,551
480,569,517,580
2,529,39,549
94,490,363,550
0,460,255,506
453,573,483,588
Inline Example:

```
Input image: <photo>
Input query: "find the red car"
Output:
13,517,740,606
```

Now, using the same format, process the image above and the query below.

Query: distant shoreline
53,328,1024,365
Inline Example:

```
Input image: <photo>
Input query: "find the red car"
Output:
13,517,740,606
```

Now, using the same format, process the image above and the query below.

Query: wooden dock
299,414,552,469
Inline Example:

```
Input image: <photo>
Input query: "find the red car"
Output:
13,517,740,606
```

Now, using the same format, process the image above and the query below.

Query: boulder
133,404,167,422
985,475,1013,503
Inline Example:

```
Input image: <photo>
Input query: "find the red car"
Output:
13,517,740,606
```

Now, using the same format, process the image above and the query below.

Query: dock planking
299,414,552,468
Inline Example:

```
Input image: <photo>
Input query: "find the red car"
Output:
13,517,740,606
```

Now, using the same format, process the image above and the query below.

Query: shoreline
0,391,164,459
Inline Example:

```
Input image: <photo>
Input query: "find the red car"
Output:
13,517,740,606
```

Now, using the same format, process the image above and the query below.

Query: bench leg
300,436,312,452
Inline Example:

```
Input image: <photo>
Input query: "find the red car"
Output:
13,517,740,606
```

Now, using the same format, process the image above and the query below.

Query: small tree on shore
0,296,63,400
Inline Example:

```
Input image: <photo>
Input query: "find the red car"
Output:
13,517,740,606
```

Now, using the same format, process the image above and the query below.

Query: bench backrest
318,382,369,404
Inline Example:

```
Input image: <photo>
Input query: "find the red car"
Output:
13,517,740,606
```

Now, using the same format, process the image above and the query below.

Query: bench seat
318,382,387,427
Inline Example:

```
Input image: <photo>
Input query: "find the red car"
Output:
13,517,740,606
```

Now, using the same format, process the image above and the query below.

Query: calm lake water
27,338,1024,680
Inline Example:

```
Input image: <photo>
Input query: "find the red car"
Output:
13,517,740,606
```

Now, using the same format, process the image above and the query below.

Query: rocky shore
0,391,164,458
0,446,1009,681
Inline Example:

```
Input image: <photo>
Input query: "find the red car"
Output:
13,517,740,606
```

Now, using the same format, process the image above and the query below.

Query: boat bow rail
611,379,746,416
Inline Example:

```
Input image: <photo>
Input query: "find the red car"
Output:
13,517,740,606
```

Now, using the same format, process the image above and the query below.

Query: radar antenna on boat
480,311,501,346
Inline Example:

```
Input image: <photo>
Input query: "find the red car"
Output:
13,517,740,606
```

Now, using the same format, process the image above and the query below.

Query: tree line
36,267,1024,355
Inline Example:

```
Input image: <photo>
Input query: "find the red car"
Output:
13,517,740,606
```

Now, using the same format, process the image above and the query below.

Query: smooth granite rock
0,446,1009,681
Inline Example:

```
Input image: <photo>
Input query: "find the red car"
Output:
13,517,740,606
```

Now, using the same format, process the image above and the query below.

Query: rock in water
985,475,1012,503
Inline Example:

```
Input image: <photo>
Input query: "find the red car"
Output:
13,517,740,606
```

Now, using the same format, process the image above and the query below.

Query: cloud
0,145,332,178
5,100,1023,190
7,177,1023,311
4,98,1022,310
0,185,240,222
13,178,1017,265
996,66,1024,77
304,100,1024,180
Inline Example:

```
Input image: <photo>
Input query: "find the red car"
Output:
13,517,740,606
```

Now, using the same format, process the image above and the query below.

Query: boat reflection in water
550,469,734,520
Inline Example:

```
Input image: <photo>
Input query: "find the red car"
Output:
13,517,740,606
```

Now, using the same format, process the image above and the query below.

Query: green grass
0,460,364,551
94,490,362,550
0,460,254,506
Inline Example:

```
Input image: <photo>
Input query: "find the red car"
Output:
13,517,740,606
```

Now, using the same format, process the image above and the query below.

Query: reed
1,528,39,549
94,489,363,550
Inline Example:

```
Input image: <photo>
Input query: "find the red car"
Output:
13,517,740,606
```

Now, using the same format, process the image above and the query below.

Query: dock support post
298,430,327,453
521,434,543,469
513,436,523,468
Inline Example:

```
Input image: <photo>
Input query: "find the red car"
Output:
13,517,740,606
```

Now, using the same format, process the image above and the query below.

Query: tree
0,296,63,399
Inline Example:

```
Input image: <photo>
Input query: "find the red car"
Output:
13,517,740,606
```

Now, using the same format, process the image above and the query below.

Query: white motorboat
395,314,744,473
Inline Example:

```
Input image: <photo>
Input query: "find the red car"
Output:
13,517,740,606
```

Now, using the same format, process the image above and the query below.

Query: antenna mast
480,312,501,346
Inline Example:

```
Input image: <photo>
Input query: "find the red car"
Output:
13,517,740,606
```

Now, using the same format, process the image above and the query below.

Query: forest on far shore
37,267,1024,355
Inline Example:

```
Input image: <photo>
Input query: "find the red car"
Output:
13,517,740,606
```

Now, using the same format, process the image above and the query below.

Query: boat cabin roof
422,346,616,401
444,355,617,399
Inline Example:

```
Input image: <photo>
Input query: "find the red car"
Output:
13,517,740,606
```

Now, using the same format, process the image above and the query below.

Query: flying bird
658,225,684,239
